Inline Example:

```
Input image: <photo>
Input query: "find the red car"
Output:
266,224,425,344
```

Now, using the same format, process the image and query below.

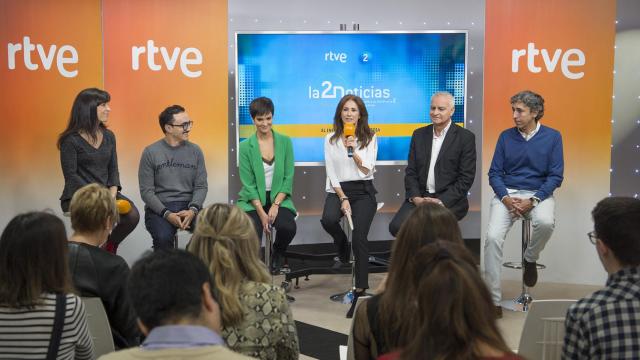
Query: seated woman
378,241,521,360
188,203,299,360
58,88,140,254
67,183,140,349
353,203,464,359
0,212,94,359
238,97,297,273
321,94,378,317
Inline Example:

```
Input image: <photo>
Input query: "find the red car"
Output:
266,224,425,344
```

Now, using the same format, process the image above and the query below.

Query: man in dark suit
389,91,476,236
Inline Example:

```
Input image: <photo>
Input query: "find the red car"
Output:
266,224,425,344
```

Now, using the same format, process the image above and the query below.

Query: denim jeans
144,201,194,250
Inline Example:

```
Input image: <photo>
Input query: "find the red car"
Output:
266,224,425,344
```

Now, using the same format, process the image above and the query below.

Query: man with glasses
563,197,640,358
139,105,208,250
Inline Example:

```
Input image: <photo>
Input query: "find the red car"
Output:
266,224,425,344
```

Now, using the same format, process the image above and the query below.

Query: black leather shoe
270,251,284,275
332,257,344,270
523,259,538,287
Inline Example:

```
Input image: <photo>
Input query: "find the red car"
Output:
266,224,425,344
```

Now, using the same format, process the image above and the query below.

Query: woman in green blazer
238,97,297,273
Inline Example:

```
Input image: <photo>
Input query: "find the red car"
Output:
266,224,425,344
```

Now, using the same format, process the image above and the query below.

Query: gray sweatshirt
138,139,208,215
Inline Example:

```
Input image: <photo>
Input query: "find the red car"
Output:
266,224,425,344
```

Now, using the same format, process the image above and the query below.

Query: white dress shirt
518,121,541,141
426,121,452,193
324,133,377,193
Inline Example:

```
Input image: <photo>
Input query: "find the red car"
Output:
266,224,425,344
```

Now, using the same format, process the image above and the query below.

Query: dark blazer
405,123,476,220
68,242,140,349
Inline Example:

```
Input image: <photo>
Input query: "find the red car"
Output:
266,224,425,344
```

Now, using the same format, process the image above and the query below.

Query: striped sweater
0,293,94,359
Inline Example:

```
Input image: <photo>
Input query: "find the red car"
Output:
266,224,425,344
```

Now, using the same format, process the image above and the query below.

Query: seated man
389,91,476,237
563,197,640,359
100,249,253,360
139,105,208,250
484,90,564,316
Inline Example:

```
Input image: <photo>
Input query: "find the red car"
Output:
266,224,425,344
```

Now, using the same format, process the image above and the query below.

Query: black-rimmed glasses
587,231,598,245
168,121,193,131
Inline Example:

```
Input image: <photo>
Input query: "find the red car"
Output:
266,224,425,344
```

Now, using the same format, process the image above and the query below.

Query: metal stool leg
501,219,546,312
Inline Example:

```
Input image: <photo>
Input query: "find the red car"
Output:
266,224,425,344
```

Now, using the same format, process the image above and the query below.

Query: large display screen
236,31,467,165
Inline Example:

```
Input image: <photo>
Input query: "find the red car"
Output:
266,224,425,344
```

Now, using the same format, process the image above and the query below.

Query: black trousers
246,192,297,253
320,181,377,289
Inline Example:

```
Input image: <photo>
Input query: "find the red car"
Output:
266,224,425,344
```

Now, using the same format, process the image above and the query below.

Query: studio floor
278,273,602,360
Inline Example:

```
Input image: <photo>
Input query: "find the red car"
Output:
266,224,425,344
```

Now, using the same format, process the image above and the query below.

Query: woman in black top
58,88,139,254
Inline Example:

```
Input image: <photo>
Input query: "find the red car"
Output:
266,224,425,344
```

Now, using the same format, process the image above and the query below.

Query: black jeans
246,191,297,254
320,181,377,289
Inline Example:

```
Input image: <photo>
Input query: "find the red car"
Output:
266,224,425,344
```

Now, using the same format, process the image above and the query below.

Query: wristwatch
273,202,281,207
530,197,540,207
340,196,349,202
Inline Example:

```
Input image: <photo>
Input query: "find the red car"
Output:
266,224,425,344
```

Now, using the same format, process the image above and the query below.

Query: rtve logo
7,36,79,78
132,40,203,78
512,42,585,80
324,51,347,63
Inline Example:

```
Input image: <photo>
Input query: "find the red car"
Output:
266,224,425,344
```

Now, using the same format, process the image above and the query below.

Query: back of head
379,203,464,348
592,197,640,267
188,203,270,326
69,183,118,234
128,249,215,330
403,241,509,359
0,211,71,307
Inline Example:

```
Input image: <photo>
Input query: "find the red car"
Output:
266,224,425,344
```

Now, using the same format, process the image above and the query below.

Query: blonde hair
69,183,117,233
188,203,270,326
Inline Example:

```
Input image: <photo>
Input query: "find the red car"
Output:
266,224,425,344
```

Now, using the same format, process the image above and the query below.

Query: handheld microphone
344,123,356,158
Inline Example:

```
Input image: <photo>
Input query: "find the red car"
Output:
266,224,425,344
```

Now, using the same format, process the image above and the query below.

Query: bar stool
501,219,546,312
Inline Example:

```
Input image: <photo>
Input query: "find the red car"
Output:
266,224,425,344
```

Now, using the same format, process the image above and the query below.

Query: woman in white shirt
320,94,378,318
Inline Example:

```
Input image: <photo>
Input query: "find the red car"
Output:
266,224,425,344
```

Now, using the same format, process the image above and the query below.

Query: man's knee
533,215,555,232
388,220,400,238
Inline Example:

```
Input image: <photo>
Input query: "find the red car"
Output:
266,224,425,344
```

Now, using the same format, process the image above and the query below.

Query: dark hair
329,94,374,149
249,97,274,119
128,249,216,330
378,203,464,350
0,212,72,307
592,197,640,266
158,105,186,133
510,90,545,121
402,241,512,359
57,88,111,148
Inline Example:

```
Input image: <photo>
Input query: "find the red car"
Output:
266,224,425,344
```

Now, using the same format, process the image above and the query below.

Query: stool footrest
502,261,546,270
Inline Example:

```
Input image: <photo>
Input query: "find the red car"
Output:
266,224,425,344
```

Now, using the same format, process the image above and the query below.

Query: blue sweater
488,125,564,201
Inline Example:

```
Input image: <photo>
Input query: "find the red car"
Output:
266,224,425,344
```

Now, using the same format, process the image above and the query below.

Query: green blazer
237,130,296,214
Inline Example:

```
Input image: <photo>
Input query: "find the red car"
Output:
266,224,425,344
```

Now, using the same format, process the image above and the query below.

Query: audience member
100,249,253,359
68,183,140,348
563,197,640,359
0,212,94,359
352,203,464,360
188,203,299,360
378,241,521,360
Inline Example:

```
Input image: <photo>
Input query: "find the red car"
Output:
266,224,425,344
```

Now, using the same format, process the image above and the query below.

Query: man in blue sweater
484,90,564,316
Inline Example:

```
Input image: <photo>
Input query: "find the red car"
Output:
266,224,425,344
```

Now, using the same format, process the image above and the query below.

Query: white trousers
483,190,556,304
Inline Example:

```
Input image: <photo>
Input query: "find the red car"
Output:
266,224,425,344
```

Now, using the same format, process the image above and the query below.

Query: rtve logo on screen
511,42,585,80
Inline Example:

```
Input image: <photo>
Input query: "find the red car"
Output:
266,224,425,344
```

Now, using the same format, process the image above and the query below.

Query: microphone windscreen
344,123,356,137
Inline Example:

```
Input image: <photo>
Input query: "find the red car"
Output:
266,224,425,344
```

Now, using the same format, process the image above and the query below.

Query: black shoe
495,305,503,319
270,252,284,275
523,259,538,287
332,257,344,270
346,289,366,318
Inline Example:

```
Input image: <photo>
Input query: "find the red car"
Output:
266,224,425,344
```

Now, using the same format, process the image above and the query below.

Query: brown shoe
523,259,538,287
495,305,503,319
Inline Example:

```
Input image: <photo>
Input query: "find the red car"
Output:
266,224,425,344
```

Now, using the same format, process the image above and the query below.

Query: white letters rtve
7,36,79,78
132,40,203,78
512,42,585,80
